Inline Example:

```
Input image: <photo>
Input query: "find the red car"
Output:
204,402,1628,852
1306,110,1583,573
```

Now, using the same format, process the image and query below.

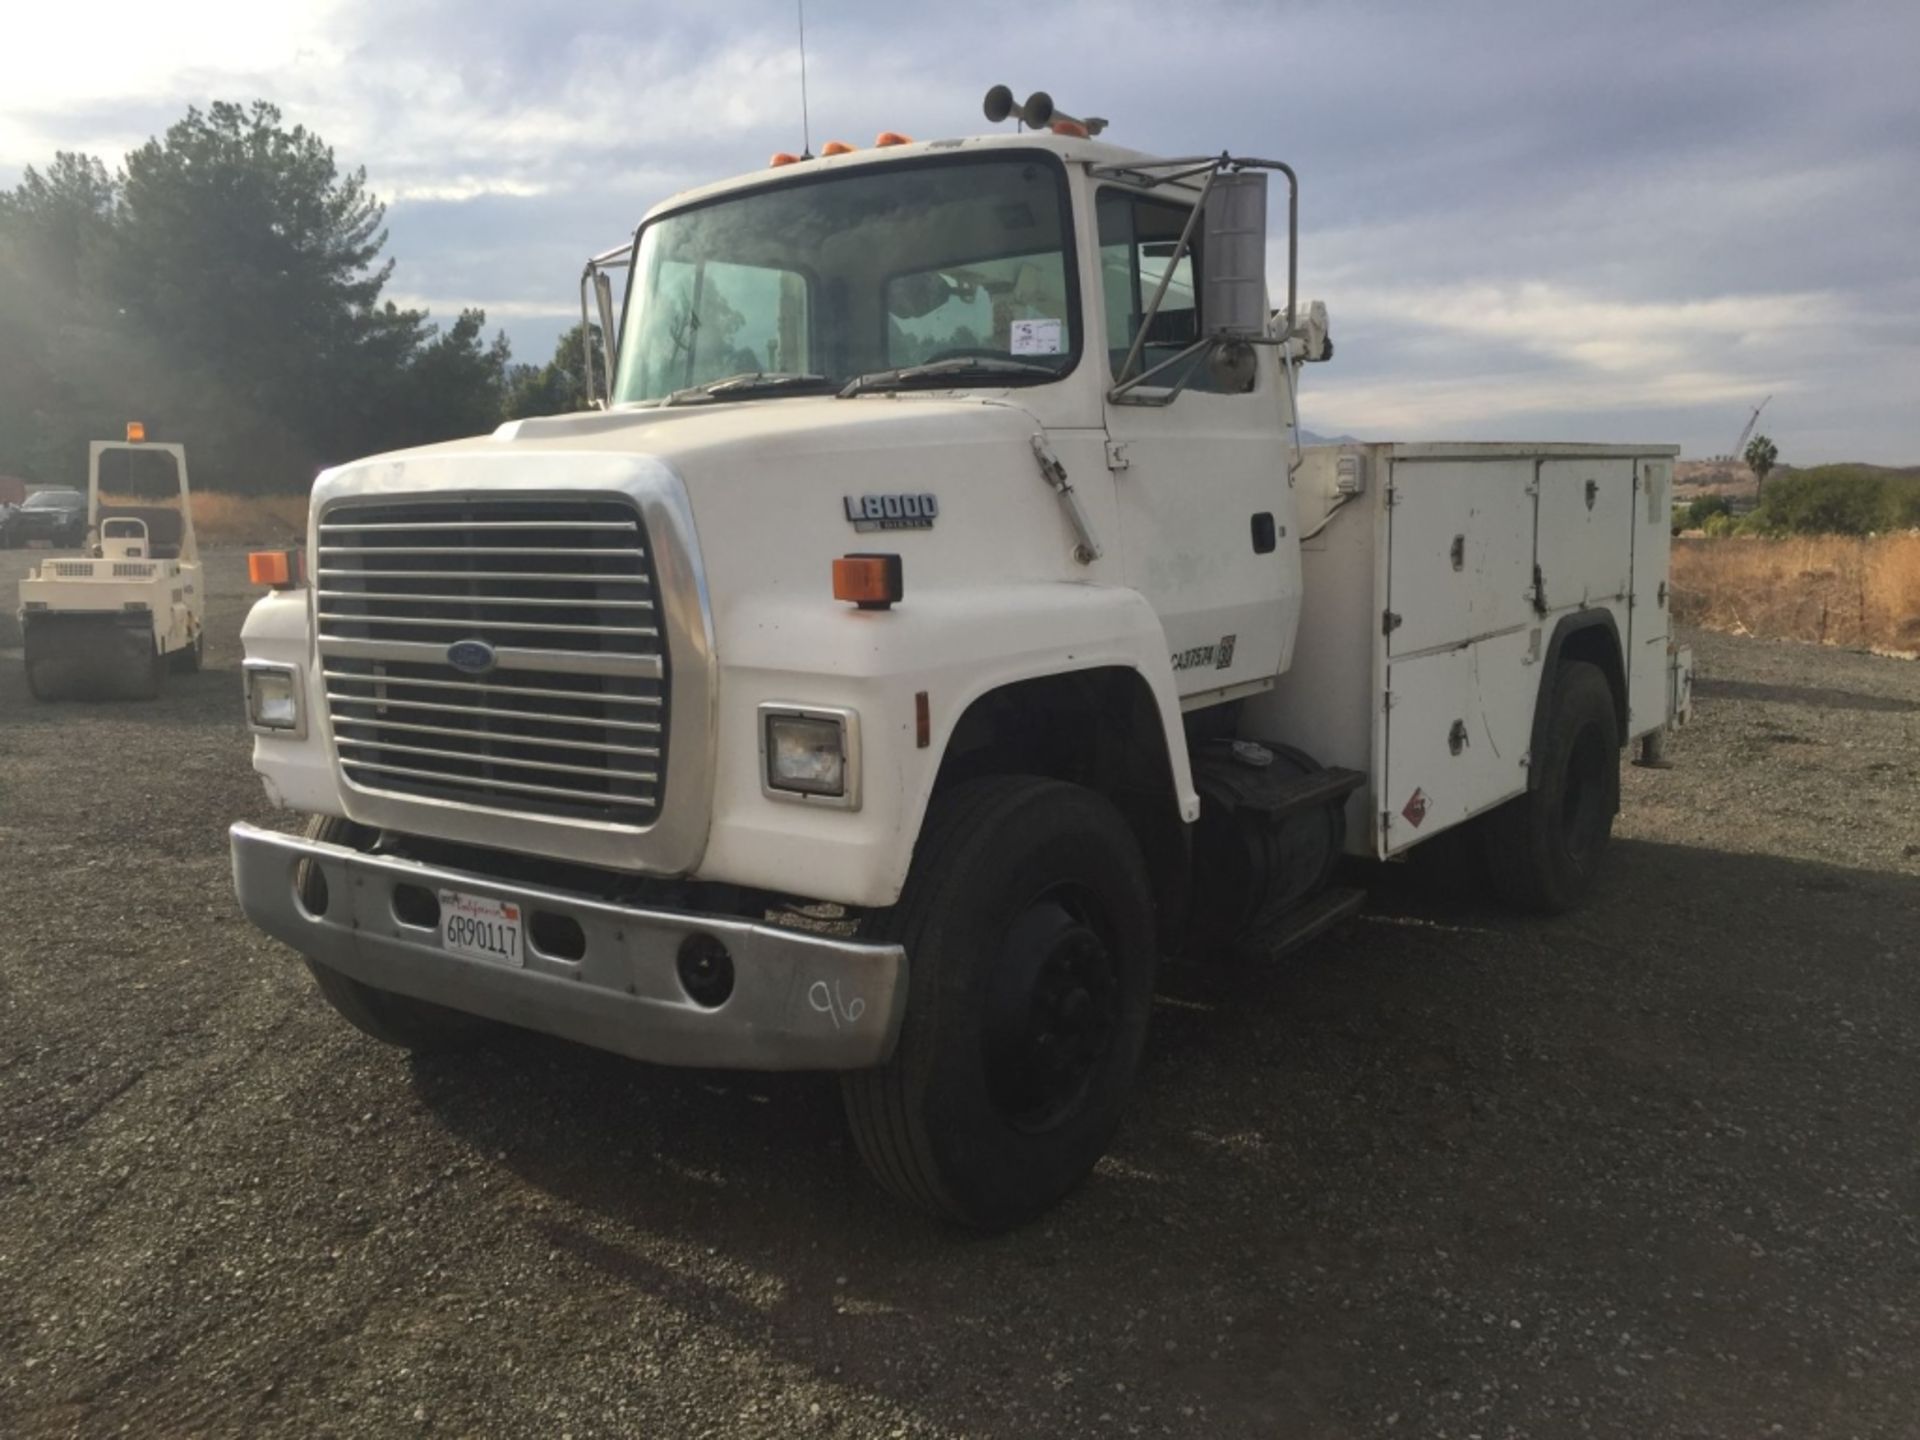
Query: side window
1096,189,1251,395
633,258,810,394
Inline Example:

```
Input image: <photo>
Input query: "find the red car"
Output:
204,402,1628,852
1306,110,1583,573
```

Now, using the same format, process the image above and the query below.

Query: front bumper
230,822,907,1071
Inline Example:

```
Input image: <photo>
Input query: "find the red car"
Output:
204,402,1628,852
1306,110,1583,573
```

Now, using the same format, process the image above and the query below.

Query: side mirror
593,271,620,396
1200,171,1269,340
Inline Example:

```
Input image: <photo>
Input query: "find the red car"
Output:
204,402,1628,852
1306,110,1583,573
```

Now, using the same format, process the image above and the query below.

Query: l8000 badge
845,493,938,531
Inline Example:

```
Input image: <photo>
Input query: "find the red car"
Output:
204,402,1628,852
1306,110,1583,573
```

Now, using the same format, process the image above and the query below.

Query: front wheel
1480,660,1621,914
841,777,1158,1230
300,816,496,1053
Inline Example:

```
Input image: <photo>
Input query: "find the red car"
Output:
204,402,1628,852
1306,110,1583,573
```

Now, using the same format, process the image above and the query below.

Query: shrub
1675,494,1733,533
1746,466,1920,536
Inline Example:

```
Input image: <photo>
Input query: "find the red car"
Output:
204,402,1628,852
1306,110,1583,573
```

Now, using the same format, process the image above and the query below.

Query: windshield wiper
837,356,1063,399
660,371,836,407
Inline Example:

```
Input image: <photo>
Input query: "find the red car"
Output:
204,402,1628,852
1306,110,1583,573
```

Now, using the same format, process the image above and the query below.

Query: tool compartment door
1381,629,1536,854
1386,457,1537,657
1628,456,1673,737
1534,458,1634,613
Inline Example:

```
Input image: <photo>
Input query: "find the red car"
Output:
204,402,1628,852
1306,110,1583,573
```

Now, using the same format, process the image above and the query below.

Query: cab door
1097,187,1296,700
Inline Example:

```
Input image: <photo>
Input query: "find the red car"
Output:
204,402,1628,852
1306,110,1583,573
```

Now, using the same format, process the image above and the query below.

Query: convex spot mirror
1201,171,1269,340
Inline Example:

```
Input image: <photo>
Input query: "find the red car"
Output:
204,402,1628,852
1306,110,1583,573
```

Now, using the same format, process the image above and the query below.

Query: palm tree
1745,434,1779,498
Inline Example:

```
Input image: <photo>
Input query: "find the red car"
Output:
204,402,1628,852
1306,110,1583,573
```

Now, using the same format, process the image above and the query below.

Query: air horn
982,85,1107,136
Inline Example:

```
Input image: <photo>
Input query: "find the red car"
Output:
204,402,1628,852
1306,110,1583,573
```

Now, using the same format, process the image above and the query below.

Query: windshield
612,154,1080,404
24,491,80,509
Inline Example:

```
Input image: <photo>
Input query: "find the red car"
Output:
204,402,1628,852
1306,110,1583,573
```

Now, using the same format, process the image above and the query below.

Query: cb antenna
797,0,813,160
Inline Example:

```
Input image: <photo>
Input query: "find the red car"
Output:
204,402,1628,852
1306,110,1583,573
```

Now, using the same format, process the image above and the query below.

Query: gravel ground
2,547,1917,1438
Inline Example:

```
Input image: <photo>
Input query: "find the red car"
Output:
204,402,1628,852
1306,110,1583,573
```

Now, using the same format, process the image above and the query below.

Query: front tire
300,816,495,1053
841,777,1158,1230
1481,660,1621,914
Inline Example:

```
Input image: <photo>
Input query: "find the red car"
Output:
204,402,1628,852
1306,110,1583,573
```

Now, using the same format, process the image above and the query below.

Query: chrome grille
316,497,667,823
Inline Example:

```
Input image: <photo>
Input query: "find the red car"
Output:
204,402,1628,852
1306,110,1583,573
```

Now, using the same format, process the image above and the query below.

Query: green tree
503,323,601,420
1744,433,1779,498
108,101,428,464
1745,465,1920,536
382,309,513,449
0,101,522,493
0,152,118,293
1677,493,1733,533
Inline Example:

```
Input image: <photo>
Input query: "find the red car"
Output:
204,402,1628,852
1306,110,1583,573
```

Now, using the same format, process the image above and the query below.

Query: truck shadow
1692,676,1918,714
406,837,1920,1435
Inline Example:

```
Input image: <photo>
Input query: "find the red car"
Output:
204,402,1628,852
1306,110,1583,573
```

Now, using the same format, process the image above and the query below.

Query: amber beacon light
833,553,903,610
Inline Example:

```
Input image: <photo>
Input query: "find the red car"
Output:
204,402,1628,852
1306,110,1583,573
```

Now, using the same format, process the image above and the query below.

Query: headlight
245,662,304,736
760,705,860,808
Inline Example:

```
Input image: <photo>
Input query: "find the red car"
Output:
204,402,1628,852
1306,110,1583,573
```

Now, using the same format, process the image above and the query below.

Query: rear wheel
841,777,1158,1230
300,816,496,1053
1481,660,1620,913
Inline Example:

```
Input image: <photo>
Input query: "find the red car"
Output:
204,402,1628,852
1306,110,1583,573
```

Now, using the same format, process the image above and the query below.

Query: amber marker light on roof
820,140,855,155
125,421,146,442
832,553,903,610
770,152,801,166
874,131,912,147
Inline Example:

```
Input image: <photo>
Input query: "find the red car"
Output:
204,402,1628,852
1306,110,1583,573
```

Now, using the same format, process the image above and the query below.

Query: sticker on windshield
1009,318,1063,356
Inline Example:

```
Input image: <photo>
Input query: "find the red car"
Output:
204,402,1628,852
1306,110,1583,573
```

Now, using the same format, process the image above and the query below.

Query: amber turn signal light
833,553,903,610
248,550,297,589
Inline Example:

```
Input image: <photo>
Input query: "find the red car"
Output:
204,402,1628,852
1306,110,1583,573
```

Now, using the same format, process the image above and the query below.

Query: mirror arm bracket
578,235,636,409
1091,152,1301,372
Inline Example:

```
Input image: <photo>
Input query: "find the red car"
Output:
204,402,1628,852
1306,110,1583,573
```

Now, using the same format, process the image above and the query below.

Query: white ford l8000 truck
230,91,1693,1228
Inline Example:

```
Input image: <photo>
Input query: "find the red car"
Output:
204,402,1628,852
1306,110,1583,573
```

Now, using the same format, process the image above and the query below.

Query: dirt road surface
3,549,1917,1438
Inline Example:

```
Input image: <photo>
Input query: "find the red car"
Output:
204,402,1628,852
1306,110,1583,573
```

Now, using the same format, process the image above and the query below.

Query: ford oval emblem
446,639,496,675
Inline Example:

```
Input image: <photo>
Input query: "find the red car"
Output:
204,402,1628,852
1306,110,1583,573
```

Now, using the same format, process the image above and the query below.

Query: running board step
1240,885,1367,962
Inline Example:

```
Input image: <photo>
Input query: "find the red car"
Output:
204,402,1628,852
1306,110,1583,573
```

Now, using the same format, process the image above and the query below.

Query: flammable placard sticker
1401,788,1430,828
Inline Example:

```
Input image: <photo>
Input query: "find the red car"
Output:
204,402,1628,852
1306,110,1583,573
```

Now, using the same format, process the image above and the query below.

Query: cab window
630,258,811,395
1097,189,1252,394
886,252,1073,367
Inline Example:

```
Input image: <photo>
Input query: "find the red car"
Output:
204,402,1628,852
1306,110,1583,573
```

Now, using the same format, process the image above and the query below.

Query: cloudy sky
4,0,1916,462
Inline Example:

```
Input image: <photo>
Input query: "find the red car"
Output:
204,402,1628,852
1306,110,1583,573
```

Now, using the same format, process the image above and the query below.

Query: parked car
0,488,87,548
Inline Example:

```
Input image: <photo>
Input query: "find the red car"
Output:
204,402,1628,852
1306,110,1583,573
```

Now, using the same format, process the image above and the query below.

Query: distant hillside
1676,458,1920,501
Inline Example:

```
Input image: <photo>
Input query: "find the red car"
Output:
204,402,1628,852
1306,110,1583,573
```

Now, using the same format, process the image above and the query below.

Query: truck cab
231,97,1691,1229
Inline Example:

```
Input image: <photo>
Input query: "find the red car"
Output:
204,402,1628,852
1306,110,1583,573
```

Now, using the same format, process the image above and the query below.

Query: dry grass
97,490,308,545
190,492,308,545
1672,534,1920,656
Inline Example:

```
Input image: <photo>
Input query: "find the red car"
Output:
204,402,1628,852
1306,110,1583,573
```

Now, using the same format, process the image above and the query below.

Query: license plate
437,890,524,968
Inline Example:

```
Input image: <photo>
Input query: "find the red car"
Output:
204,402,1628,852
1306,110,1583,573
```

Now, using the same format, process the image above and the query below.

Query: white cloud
386,293,576,322
0,0,347,166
